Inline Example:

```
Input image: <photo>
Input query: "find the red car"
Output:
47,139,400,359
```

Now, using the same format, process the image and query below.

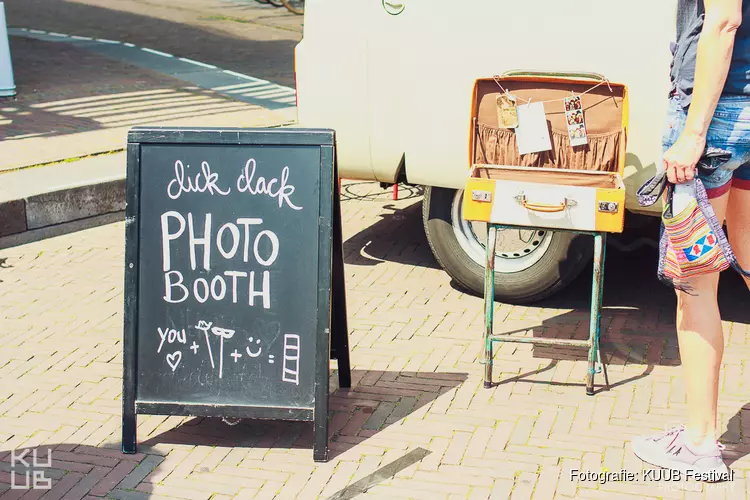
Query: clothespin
604,78,612,93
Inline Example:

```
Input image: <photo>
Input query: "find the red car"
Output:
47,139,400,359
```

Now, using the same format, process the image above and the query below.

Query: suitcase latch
471,190,493,203
598,201,619,213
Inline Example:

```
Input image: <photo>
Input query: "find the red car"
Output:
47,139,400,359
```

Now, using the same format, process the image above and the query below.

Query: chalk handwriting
157,327,186,353
157,323,301,382
160,212,279,271
212,326,235,379
163,269,271,308
195,321,215,369
161,212,186,272
166,351,182,371
167,160,231,200
254,230,279,266
245,337,262,358
237,159,303,211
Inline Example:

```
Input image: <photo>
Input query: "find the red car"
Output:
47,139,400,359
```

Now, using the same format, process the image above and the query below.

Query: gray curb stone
25,179,125,230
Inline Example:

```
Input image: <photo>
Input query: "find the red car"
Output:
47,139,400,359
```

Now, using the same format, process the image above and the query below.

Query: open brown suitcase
463,73,629,233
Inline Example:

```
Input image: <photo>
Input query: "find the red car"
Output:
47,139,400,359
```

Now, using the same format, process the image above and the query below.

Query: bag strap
636,171,667,207
656,219,680,288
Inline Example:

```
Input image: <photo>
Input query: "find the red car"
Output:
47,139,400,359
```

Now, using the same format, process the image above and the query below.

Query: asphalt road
4,0,302,87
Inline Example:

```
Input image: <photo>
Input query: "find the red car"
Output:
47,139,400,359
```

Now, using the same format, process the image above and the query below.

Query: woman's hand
664,131,707,183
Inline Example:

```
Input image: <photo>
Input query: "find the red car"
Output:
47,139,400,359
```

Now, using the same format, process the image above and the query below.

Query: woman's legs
726,185,750,291
675,192,730,448
632,189,732,473
675,183,749,447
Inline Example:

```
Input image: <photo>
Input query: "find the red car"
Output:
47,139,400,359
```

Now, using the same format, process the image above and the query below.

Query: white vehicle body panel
294,2,373,180
295,0,678,215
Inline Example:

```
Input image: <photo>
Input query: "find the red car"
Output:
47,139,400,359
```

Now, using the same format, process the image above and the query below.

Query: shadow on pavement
519,237,748,367
2,39,253,141
343,197,747,363
1,0,298,142
342,191,440,270
4,0,299,87
342,197,749,465
0,444,157,498
0,370,465,494
722,407,750,467
140,370,466,461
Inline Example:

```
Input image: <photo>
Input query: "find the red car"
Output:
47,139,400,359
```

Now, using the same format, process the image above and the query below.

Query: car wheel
422,186,594,303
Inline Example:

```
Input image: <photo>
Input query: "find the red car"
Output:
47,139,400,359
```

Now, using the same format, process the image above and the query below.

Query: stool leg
586,233,606,395
484,224,497,389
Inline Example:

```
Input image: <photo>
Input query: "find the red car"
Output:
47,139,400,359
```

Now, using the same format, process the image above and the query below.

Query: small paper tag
496,93,519,129
515,102,552,155
564,95,588,147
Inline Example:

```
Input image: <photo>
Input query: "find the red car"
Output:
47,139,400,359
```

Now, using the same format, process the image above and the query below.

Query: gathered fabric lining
475,123,622,172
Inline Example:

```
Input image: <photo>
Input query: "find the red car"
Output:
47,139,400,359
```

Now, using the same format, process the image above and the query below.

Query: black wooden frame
122,127,351,463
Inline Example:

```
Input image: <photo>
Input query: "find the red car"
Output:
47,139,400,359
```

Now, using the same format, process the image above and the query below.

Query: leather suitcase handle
515,194,577,213
500,69,607,82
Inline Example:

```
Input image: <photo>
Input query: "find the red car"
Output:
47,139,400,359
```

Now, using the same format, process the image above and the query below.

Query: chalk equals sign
282,334,300,385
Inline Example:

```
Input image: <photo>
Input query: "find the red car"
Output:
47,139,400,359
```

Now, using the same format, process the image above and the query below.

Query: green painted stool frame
482,224,608,395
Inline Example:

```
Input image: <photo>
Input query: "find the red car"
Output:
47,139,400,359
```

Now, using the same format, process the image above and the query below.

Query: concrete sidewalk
0,29,297,245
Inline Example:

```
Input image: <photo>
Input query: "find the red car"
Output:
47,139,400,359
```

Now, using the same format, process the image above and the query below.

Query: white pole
0,2,16,97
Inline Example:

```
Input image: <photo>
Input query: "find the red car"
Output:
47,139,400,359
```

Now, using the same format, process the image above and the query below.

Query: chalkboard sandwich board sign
122,127,351,462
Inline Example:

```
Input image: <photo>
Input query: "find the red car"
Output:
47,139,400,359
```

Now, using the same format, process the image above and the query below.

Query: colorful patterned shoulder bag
637,149,750,293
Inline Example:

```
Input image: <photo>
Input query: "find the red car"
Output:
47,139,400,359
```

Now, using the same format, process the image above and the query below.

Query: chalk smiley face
246,337,262,358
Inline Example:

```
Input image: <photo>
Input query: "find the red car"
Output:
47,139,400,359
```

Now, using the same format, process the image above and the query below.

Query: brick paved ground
1,184,749,499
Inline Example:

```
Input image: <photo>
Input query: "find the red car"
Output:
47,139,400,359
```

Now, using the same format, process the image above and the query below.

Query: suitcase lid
469,72,629,176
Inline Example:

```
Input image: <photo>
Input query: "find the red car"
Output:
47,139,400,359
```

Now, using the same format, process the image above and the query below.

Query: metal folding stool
482,224,608,395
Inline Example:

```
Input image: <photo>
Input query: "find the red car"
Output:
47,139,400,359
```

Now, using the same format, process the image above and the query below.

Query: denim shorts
663,93,750,197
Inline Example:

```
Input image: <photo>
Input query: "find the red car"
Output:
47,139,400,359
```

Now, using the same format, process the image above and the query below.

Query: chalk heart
166,351,182,372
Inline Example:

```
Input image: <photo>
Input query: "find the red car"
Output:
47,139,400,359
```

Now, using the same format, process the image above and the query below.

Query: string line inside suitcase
472,79,626,175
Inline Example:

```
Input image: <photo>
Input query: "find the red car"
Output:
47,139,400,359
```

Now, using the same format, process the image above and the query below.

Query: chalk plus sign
231,349,242,362
190,341,199,354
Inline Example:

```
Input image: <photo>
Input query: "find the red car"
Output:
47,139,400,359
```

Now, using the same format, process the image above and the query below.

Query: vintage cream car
294,0,677,302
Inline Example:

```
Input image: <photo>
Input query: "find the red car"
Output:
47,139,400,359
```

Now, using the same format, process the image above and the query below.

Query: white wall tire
422,186,594,303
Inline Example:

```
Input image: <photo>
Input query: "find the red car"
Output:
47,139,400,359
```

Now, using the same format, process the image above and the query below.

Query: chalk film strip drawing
282,333,300,385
